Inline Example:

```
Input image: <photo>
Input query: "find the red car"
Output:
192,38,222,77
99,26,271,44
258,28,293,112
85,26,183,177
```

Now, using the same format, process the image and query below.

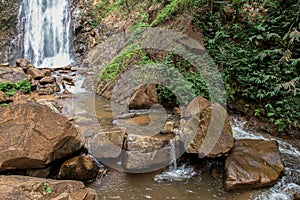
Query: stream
59,91,300,200
16,0,299,198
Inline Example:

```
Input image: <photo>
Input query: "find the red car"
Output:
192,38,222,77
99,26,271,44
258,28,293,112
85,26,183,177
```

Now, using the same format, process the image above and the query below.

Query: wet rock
16,58,34,72
0,62,9,67
0,67,27,82
224,139,284,190
58,155,99,181
39,86,55,95
181,97,234,158
0,175,97,200
90,129,125,160
30,79,39,90
117,112,136,119
39,76,56,85
160,121,174,134
61,65,72,70
183,96,211,118
44,69,52,76
39,83,60,95
27,166,51,178
0,103,83,172
0,91,6,103
63,89,70,94
59,70,70,74
62,76,75,85
27,67,46,80
124,134,169,170
129,84,158,109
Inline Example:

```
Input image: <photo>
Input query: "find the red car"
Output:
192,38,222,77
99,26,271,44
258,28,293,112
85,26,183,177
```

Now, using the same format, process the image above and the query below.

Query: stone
224,139,284,190
160,121,174,134
0,67,27,83
58,155,99,181
60,65,71,70
124,134,170,170
129,84,158,109
0,175,97,200
16,58,34,72
183,96,211,118
0,91,6,103
0,62,9,67
39,83,60,95
44,69,52,76
63,89,70,94
0,103,83,172
27,167,51,178
181,98,234,158
27,67,46,80
31,79,39,90
90,130,125,160
39,76,56,85
62,76,75,85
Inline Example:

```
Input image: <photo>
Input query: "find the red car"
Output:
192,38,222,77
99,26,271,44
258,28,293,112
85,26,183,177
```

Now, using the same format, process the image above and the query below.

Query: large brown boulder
16,58,34,72
0,103,83,172
0,67,27,83
123,134,170,171
0,175,97,200
58,155,99,181
180,97,234,158
224,139,284,190
129,84,158,109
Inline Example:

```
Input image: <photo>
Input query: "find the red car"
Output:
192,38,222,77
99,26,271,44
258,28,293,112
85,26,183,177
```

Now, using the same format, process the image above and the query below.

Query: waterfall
18,0,72,68
169,138,177,171
154,138,196,182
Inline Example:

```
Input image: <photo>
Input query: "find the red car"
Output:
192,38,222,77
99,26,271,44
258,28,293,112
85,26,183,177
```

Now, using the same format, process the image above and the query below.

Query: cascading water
231,119,300,200
154,138,196,183
18,0,72,68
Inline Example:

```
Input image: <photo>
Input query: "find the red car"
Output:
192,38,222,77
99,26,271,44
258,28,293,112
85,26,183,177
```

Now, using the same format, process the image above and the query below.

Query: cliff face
0,0,20,65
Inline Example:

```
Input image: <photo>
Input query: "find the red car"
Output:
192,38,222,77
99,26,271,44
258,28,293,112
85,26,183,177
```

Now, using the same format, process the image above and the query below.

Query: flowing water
18,0,72,68
60,94,299,200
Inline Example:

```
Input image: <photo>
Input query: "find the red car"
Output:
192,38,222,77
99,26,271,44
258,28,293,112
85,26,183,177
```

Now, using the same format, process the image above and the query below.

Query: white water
154,138,196,183
231,119,300,200
18,0,72,68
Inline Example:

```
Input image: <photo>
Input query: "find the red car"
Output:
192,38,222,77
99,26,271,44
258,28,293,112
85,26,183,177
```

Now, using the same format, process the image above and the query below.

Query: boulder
58,155,99,181
38,83,60,95
180,97,234,158
90,129,125,160
129,84,158,109
16,58,34,72
27,67,46,80
0,175,97,200
0,103,83,172
0,62,9,67
224,139,284,190
160,121,174,134
39,76,56,85
124,134,170,170
0,67,27,83
62,76,75,86
183,96,211,118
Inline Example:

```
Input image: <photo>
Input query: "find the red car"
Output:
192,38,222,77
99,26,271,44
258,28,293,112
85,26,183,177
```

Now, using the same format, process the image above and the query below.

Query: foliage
193,0,300,132
98,44,148,91
0,79,31,96
151,0,193,26
43,182,52,194
156,53,209,106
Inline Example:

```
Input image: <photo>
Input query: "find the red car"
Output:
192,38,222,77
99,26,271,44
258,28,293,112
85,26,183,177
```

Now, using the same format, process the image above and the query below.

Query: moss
97,44,148,91
151,0,193,26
